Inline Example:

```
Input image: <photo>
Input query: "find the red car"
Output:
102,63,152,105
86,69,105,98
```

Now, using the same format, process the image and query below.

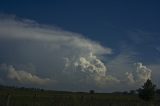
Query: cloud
74,52,106,76
148,64,160,88
125,62,152,84
0,15,111,56
107,50,136,79
0,15,115,90
135,63,151,82
127,30,157,45
63,52,120,86
106,50,153,91
0,15,155,91
7,65,51,85
0,63,52,85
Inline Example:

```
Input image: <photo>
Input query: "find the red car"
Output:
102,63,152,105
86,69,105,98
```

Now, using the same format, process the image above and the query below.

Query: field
0,88,160,106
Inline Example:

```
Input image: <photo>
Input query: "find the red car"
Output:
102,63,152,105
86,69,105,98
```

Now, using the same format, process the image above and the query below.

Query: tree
89,90,95,94
129,90,135,95
156,89,160,95
137,79,156,101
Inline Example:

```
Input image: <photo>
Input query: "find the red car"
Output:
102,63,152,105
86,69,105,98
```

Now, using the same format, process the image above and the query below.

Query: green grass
0,89,160,106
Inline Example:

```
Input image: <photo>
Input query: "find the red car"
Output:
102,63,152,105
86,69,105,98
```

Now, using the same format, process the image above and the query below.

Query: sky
0,0,160,92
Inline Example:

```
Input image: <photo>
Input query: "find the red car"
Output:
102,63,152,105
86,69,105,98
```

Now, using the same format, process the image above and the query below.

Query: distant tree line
0,84,45,92
0,79,160,99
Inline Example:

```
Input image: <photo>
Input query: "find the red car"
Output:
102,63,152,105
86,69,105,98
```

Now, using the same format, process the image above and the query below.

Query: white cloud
135,62,151,82
63,52,120,86
0,15,114,90
76,52,106,76
0,16,111,56
125,72,135,83
125,62,152,84
107,50,153,90
0,15,155,91
7,65,51,85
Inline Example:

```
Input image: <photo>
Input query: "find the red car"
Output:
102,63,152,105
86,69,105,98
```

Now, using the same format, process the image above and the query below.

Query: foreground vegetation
0,85,160,106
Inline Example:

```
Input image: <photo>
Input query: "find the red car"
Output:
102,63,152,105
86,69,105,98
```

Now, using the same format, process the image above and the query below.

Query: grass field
0,88,160,106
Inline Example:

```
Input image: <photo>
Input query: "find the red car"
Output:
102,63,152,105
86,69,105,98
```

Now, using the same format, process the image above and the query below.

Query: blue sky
1,1,160,46
0,0,160,92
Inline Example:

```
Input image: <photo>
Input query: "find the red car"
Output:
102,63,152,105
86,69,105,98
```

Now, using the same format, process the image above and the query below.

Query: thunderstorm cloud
0,15,153,91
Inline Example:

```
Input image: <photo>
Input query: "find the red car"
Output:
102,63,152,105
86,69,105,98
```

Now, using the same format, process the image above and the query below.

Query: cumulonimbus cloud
125,62,152,84
106,51,153,91
0,15,153,91
0,15,116,90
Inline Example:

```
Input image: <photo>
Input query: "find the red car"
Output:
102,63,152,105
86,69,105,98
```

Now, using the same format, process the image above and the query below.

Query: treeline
0,80,160,106
0,83,160,95
0,85,45,92
0,84,79,94
112,89,160,95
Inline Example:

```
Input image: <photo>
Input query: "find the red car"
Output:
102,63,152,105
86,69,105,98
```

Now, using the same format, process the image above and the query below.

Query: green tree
138,79,156,101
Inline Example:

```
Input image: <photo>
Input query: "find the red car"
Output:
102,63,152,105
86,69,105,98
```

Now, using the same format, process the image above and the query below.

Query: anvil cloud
0,15,152,91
